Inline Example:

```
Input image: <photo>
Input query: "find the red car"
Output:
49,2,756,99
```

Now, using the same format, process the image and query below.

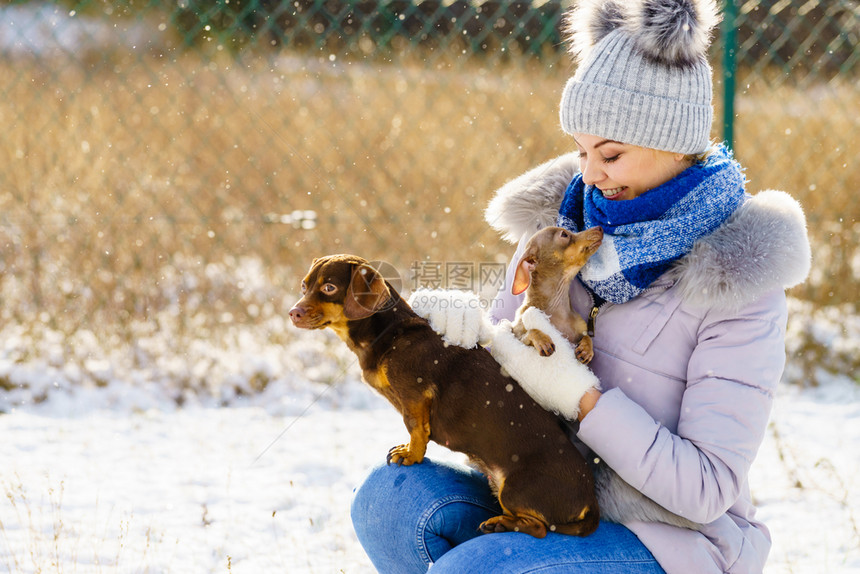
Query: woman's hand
488,308,600,420
578,388,602,421
408,288,496,348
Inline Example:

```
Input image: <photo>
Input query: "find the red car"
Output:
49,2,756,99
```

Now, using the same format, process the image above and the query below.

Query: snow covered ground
0,3,165,59
2,351,859,574
0,268,858,573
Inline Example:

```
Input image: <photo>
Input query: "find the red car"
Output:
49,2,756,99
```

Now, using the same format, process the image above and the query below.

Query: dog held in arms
505,226,702,531
289,254,599,538
510,226,603,362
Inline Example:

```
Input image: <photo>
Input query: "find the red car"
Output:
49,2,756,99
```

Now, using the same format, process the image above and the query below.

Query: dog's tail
593,462,703,531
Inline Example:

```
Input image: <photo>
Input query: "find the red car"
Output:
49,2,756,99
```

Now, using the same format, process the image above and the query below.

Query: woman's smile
599,186,628,200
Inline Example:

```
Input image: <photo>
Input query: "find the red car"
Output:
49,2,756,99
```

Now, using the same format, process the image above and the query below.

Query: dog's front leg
387,391,433,466
523,328,556,356
514,318,555,356
574,334,594,364
570,314,593,364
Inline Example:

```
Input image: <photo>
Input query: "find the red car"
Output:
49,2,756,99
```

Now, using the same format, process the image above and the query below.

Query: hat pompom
564,0,626,64
626,0,721,66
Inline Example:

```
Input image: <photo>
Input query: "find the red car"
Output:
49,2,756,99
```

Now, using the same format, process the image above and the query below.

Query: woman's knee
351,458,497,533
351,458,500,571
351,458,493,523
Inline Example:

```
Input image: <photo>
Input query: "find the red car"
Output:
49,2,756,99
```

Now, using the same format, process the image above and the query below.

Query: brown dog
289,254,599,538
511,226,603,362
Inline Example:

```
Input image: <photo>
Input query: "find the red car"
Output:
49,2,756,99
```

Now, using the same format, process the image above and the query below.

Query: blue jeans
351,458,666,573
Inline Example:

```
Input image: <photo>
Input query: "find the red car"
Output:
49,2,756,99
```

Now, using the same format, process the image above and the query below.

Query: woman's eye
602,154,620,163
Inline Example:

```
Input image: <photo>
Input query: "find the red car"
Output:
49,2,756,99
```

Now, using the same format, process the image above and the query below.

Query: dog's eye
559,230,569,240
300,281,308,294
321,283,338,294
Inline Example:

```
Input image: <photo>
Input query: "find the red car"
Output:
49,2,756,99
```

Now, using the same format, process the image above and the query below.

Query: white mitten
490,307,600,420
408,289,497,349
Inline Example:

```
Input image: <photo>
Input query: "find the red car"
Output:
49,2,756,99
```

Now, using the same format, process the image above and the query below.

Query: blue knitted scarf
557,144,746,304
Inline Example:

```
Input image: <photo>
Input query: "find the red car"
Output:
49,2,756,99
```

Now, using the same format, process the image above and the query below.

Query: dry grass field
732,71,860,305
0,45,857,367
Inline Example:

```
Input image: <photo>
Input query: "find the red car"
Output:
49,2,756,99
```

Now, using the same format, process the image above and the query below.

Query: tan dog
506,227,704,531
511,226,603,362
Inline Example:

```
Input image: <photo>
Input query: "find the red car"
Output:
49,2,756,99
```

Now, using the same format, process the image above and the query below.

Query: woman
350,0,811,572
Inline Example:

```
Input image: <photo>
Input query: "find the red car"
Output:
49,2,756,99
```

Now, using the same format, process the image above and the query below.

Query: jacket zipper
587,305,600,337
586,294,611,337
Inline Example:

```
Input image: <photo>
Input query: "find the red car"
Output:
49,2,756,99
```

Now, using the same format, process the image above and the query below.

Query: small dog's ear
345,264,391,319
512,256,535,296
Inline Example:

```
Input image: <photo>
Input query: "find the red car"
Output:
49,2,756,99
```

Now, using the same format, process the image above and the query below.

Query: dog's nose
289,306,305,324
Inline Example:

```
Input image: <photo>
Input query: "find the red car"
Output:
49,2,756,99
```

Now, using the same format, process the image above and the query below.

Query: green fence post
722,0,738,150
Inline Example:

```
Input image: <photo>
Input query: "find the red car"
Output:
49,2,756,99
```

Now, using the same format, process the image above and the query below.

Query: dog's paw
479,517,510,534
479,514,548,538
386,444,423,466
575,335,594,364
524,329,556,357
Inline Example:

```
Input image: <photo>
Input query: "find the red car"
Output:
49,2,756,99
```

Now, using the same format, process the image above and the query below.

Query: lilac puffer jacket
487,154,811,574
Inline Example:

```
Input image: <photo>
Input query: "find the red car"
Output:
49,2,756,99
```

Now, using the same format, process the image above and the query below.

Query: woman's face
573,133,690,201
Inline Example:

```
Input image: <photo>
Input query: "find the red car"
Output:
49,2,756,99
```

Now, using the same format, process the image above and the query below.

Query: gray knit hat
559,0,721,155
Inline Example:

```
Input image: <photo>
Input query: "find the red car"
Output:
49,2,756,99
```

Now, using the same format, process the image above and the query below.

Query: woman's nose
581,158,603,186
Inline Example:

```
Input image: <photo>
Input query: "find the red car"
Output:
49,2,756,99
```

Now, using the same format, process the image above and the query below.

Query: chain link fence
0,1,857,398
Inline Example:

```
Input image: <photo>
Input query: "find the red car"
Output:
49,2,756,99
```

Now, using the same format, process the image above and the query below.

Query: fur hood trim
484,154,579,242
484,153,812,311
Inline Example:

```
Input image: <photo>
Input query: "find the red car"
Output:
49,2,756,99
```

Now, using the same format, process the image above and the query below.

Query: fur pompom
564,0,626,64
626,0,721,66
564,0,720,67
